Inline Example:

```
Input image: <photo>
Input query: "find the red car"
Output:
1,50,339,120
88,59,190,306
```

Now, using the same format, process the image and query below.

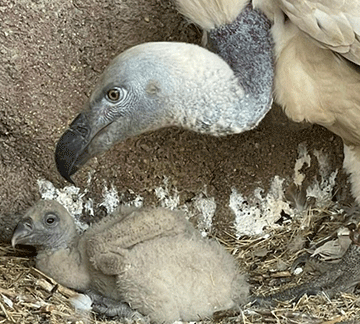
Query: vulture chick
255,229,360,306
11,200,249,323
55,0,273,183
252,0,360,203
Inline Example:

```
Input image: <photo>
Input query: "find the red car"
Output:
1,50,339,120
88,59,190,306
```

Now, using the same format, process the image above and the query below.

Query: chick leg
87,290,149,323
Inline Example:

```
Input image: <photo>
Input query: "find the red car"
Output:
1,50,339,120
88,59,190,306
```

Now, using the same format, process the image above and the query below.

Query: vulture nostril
24,222,32,229
24,221,33,230
69,113,91,139
76,126,89,138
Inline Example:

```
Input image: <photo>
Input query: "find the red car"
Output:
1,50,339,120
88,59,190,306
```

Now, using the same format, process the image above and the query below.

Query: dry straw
1,201,360,323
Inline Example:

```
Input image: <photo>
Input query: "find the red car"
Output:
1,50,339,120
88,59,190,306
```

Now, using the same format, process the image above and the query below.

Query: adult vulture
55,0,274,183
56,0,360,203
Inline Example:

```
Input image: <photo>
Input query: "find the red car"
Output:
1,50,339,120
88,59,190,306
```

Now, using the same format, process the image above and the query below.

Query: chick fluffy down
116,231,248,323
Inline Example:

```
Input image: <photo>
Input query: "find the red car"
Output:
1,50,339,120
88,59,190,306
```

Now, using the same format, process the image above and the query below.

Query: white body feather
253,0,360,203
174,0,248,31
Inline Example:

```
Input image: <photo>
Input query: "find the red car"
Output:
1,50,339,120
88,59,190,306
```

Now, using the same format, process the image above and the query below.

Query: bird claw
349,229,360,246
290,252,311,273
250,296,275,307
128,312,150,324
90,292,147,322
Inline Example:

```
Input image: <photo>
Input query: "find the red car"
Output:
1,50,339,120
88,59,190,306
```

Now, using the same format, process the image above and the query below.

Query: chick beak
11,218,34,248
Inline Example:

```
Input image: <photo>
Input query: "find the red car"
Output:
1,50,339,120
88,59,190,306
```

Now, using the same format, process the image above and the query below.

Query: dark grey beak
11,218,34,248
55,113,92,184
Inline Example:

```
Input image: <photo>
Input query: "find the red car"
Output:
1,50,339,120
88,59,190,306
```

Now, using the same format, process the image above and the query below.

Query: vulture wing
86,207,193,276
279,0,360,64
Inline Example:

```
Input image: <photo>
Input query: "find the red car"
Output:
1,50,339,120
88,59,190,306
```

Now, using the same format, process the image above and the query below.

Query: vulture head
55,6,274,183
12,200,77,250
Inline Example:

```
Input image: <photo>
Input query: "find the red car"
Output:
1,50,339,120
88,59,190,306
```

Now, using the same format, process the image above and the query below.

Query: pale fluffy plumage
174,0,248,31
253,0,360,63
12,200,249,323
253,0,360,203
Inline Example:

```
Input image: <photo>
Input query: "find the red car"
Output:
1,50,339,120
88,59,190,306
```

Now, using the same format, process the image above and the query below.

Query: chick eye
106,88,121,102
44,213,58,226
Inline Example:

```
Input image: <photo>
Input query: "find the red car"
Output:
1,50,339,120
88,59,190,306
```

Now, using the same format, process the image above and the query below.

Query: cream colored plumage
246,0,360,203
174,0,360,201
174,0,248,30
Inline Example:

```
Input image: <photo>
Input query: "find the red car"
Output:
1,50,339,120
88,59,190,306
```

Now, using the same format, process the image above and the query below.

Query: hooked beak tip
62,174,76,185
11,237,17,249
55,113,93,183
54,142,77,184
55,159,76,185
11,219,33,248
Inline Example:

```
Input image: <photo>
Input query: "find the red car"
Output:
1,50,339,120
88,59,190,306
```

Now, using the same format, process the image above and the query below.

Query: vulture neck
147,6,273,137
208,4,273,94
200,4,274,134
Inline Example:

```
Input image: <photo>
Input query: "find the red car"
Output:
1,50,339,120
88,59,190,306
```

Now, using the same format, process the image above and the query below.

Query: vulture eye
106,88,121,102
44,213,59,227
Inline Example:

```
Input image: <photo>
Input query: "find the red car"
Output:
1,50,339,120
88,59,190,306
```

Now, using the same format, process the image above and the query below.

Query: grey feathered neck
207,4,274,130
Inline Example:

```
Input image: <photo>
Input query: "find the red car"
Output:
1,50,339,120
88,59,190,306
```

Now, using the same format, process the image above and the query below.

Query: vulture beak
11,218,34,248
55,113,92,184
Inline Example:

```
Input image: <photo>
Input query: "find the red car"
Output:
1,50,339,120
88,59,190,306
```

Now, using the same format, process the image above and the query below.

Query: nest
1,202,360,324
217,202,360,323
